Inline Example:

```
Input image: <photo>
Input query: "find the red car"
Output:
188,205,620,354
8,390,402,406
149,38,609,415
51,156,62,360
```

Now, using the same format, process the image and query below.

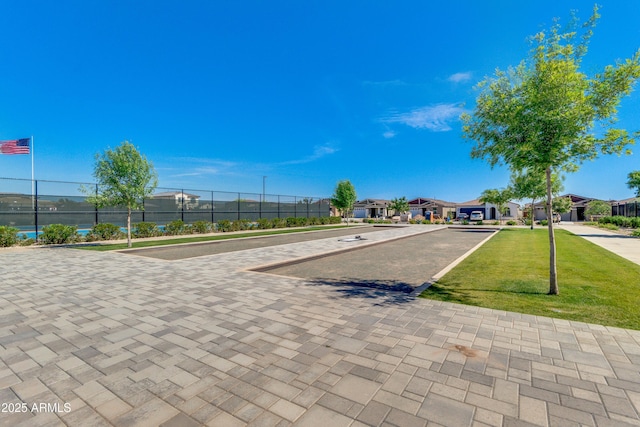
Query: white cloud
279,143,338,165
448,72,472,83
383,104,465,132
383,130,396,139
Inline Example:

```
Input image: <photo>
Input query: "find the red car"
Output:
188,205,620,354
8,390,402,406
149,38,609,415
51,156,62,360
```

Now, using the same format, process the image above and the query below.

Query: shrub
0,226,19,247
524,219,532,226
506,220,517,226
632,229,640,237
231,219,252,231
164,220,189,235
285,217,309,227
256,218,273,229
216,219,232,232
328,216,342,224
599,223,619,231
285,217,297,227
540,220,548,226
271,218,287,228
474,220,484,225
86,223,125,241
192,221,214,234
461,220,469,225
41,224,80,244
492,221,500,225
599,216,640,229
308,217,320,225
18,237,36,246
133,222,161,238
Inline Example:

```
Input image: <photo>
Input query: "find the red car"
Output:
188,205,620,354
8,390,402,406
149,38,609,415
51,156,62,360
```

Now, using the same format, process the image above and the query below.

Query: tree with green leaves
389,197,410,216
627,171,640,198
585,200,611,220
509,169,564,229
84,141,158,247
479,188,512,224
552,197,573,220
462,6,640,295
330,180,356,225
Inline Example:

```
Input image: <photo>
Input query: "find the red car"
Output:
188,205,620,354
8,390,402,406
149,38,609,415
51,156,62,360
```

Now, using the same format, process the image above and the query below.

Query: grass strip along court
420,228,640,330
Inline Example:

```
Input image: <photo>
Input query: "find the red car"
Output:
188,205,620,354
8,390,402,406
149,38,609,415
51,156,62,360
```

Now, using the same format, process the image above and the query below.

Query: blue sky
1,1,639,202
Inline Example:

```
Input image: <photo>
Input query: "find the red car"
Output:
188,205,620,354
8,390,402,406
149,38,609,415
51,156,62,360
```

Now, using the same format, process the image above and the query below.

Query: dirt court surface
257,228,494,291
122,225,387,260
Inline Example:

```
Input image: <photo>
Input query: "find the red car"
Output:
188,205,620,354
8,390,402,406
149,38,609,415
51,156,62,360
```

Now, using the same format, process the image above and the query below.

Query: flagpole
31,136,34,210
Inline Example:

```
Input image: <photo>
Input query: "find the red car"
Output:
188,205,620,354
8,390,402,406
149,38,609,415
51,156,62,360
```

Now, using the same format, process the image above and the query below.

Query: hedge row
0,216,342,247
598,216,640,229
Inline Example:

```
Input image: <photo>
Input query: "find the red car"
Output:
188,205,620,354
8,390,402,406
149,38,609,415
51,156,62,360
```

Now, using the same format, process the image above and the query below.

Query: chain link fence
0,177,331,233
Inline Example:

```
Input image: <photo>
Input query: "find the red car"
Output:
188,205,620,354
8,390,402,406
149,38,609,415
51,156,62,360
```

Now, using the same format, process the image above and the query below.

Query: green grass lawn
420,228,640,330
77,225,351,251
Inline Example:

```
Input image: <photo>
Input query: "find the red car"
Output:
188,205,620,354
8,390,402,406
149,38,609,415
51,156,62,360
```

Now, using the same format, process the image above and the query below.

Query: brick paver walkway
1,225,640,426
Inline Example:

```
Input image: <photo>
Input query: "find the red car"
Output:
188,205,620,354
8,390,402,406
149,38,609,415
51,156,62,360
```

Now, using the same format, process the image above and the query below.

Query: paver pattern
1,225,640,427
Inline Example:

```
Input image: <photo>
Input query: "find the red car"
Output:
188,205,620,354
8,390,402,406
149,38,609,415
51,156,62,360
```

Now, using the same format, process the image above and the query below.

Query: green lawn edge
420,228,640,330
76,225,353,251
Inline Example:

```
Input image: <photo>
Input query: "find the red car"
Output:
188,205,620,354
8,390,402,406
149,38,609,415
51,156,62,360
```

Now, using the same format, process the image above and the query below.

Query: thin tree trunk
530,198,535,229
546,167,558,295
127,207,132,248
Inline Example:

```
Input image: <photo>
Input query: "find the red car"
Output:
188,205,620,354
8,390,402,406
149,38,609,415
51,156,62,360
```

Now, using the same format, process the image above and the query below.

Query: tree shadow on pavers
306,277,416,305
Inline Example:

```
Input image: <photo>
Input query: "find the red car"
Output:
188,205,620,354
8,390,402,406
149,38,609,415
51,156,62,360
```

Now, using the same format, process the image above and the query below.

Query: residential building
408,197,456,220
532,194,600,222
457,199,520,221
352,199,390,219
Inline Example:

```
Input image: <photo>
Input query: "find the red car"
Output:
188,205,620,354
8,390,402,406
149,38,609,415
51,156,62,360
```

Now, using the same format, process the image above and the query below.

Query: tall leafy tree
509,169,563,229
585,200,612,220
627,171,640,198
331,180,356,225
479,188,512,224
389,197,410,216
552,197,573,219
462,7,640,294
84,141,158,247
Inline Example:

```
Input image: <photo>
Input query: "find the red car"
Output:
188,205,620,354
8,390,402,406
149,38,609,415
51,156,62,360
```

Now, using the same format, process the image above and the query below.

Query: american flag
0,138,30,155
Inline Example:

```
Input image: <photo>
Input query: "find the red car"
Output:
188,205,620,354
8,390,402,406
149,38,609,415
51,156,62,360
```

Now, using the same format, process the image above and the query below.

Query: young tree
552,196,573,220
509,169,564,229
627,171,640,198
331,180,356,225
389,197,410,216
462,7,640,294
585,200,612,220
84,141,158,247
479,188,512,224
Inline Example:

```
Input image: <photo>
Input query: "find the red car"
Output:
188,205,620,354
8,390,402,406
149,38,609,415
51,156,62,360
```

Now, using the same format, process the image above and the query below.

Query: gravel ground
258,228,495,292
122,225,389,260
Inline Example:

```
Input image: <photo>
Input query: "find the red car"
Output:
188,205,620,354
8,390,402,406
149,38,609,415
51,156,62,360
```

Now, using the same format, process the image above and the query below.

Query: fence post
278,195,281,219
95,183,99,225
237,193,241,221
181,189,185,222
307,198,310,218
211,191,214,223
